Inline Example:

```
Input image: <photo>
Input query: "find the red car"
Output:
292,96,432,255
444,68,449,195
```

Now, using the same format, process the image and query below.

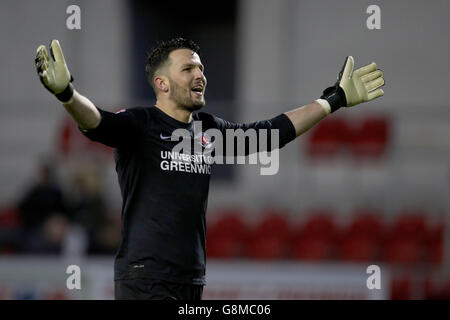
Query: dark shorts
114,278,204,300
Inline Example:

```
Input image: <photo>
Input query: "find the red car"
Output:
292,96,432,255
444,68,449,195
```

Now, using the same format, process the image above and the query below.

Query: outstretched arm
284,101,329,138
285,56,385,138
35,40,101,130
62,90,101,131
35,40,145,149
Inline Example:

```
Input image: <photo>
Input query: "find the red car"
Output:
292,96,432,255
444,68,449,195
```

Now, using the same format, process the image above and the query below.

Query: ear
154,76,169,93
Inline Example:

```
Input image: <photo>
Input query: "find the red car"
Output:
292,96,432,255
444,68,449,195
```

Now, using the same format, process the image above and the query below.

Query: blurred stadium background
0,0,449,299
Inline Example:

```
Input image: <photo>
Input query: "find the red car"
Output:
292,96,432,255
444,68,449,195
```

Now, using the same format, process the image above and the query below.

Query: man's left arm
284,101,329,138
211,56,384,154
285,56,385,138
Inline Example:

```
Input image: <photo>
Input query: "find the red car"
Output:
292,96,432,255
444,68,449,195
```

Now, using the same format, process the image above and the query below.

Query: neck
155,99,192,123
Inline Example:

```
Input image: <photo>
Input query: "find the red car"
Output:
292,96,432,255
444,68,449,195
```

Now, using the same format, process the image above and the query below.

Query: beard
168,79,206,111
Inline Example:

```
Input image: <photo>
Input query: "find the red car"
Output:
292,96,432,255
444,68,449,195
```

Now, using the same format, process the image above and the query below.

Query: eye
183,67,191,71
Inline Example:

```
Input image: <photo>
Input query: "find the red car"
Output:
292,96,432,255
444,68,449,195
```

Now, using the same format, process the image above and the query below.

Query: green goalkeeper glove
320,56,385,112
35,40,74,103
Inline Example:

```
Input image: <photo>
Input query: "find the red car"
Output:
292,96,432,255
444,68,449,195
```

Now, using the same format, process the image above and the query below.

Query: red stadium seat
336,211,385,262
207,209,248,259
0,207,21,254
208,209,247,241
425,222,444,265
425,277,450,300
0,207,20,229
307,118,350,158
427,241,443,265
383,213,428,265
296,212,337,242
291,237,333,261
348,116,390,158
244,211,291,260
337,236,379,262
346,211,384,241
384,238,424,265
391,276,411,300
251,211,290,239
389,213,427,243
207,235,242,259
246,236,288,260
289,211,337,261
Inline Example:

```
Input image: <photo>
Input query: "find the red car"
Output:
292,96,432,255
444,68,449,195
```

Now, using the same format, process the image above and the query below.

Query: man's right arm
61,90,101,131
35,39,101,131
35,40,145,148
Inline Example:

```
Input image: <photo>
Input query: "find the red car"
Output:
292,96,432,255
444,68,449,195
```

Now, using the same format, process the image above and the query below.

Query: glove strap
55,83,74,103
320,85,347,113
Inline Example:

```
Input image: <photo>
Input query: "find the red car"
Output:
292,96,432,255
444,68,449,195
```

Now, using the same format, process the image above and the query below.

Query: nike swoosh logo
160,133,172,140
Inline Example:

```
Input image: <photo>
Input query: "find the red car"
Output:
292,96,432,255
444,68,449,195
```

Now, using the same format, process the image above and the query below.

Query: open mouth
191,86,204,97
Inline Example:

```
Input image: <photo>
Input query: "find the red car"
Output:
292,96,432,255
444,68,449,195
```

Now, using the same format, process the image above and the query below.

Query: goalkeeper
35,39,385,300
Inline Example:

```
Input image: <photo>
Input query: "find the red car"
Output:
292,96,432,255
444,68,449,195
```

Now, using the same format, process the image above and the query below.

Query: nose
194,68,206,84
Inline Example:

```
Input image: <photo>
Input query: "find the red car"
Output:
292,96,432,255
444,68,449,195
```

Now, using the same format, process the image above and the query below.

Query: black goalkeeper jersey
81,105,296,285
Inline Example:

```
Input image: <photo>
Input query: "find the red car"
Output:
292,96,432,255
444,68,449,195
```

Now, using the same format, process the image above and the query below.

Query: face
165,49,207,111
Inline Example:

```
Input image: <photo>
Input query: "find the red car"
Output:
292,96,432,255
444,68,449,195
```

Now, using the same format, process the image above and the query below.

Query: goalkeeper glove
35,40,74,103
319,56,385,113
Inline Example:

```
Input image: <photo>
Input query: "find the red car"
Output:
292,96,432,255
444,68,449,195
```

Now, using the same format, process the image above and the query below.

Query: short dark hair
145,38,201,91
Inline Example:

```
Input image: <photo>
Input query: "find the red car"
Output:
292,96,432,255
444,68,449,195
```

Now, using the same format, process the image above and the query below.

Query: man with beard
35,38,385,300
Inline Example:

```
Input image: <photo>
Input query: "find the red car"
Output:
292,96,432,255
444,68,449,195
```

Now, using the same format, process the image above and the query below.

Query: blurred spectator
66,165,118,254
0,206,21,253
94,216,121,255
42,214,70,251
16,162,69,253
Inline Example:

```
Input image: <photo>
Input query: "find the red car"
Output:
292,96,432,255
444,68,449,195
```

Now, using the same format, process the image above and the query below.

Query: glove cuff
55,83,74,103
315,99,331,115
320,85,347,113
